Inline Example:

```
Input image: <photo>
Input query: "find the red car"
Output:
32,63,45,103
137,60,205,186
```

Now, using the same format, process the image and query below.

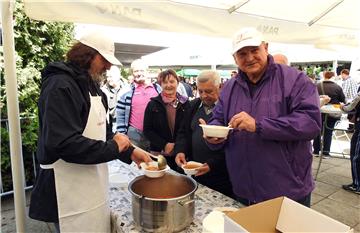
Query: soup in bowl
140,161,169,178
182,161,203,175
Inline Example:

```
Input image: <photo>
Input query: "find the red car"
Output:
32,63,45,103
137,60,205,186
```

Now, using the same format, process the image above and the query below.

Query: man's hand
164,143,175,155
199,118,227,144
229,111,256,132
195,163,210,176
175,153,187,167
113,133,131,152
130,148,152,166
320,95,331,107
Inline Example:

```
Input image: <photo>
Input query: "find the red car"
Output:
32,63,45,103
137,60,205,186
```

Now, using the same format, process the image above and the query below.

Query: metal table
315,105,344,179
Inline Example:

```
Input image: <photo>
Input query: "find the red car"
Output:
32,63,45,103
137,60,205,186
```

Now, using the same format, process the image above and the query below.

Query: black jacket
143,94,189,170
29,62,134,222
354,86,360,130
317,80,345,104
174,98,233,198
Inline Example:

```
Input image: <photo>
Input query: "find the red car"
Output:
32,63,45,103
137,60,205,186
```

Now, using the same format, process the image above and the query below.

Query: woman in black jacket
143,69,189,170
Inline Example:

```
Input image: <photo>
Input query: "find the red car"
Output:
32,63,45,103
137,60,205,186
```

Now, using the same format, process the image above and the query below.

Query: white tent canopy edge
23,1,360,47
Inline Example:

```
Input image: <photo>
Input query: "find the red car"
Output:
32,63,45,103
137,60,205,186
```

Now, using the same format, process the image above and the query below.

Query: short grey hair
196,70,220,87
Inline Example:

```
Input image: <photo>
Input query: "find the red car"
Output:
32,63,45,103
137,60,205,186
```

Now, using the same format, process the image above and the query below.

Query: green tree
0,1,74,192
13,2,74,70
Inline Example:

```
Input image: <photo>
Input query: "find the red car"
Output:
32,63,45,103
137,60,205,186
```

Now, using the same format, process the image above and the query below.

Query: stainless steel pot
128,173,198,232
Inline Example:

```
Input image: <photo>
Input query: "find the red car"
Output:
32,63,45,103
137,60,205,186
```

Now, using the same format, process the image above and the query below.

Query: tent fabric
23,0,360,47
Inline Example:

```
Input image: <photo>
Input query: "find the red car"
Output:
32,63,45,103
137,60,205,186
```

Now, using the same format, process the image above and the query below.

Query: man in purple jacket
203,27,321,207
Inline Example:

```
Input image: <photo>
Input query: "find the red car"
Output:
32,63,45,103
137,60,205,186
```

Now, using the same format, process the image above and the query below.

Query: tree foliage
13,2,74,70
0,1,74,192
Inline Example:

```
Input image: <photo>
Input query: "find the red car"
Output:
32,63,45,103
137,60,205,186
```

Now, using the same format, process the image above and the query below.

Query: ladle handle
131,144,158,159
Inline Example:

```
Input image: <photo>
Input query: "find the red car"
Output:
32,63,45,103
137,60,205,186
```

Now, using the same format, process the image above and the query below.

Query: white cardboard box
224,196,352,233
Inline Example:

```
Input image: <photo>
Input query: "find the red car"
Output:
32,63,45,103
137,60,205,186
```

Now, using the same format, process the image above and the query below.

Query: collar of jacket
151,92,187,107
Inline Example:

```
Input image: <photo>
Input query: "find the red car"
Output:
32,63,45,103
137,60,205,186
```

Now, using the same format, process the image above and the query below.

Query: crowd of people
29,27,359,232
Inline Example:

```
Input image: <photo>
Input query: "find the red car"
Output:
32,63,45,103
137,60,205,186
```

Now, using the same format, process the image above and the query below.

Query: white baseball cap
232,27,264,55
79,33,122,66
130,59,148,71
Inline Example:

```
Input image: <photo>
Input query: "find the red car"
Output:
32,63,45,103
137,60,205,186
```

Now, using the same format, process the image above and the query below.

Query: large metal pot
128,173,198,232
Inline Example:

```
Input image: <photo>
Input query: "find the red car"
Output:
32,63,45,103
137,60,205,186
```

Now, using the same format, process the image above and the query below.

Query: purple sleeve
257,74,321,141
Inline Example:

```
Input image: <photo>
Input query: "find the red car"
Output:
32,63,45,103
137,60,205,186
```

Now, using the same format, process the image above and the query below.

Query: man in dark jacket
341,89,360,195
174,70,233,198
29,33,151,232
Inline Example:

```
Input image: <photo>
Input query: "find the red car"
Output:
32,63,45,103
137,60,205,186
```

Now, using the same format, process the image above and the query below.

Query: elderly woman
143,69,189,170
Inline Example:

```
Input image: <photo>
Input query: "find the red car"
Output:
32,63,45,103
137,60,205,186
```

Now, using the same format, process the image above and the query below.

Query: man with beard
116,59,161,150
29,33,152,232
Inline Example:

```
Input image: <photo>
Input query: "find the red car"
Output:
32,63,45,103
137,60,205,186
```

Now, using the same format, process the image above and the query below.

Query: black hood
41,62,87,83
41,61,104,99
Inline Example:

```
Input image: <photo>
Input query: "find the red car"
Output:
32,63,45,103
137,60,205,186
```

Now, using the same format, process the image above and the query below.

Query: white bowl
182,161,203,175
140,161,169,178
199,124,232,138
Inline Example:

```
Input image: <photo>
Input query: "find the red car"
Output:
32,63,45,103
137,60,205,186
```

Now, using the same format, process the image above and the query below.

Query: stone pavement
312,156,360,232
1,156,359,232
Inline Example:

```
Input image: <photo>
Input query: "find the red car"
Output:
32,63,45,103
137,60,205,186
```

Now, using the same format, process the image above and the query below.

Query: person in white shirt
341,69,358,103
101,65,126,132
341,69,358,131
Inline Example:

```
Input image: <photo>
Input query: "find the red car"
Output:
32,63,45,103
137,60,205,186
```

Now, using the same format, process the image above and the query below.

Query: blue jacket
208,55,321,203
115,82,161,133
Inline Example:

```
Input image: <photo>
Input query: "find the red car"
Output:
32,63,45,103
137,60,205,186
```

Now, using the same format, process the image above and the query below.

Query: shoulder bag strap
320,82,325,95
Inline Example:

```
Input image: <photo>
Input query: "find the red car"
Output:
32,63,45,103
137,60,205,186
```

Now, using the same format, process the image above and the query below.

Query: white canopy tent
2,0,360,231
23,0,360,47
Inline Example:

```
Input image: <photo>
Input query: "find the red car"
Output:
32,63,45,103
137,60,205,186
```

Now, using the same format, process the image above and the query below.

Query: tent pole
333,60,338,74
308,0,344,26
227,0,250,14
1,1,27,232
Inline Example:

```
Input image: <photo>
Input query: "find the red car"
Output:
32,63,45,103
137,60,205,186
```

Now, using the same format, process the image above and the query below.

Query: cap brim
101,52,122,66
232,39,262,54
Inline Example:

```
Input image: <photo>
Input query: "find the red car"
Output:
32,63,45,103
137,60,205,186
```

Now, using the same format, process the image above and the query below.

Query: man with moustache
175,70,233,198
116,59,161,150
29,33,151,232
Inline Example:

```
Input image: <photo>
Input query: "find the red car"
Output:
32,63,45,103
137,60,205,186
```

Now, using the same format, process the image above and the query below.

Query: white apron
41,94,110,233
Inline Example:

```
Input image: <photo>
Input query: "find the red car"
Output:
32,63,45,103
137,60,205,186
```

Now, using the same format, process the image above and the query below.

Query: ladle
132,144,167,170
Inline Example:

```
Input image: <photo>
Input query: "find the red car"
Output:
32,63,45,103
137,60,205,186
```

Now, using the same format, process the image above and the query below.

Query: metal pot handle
178,199,194,206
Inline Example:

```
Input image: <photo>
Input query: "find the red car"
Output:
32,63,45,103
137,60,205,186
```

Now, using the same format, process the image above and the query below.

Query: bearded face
89,54,112,84
91,72,106,84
